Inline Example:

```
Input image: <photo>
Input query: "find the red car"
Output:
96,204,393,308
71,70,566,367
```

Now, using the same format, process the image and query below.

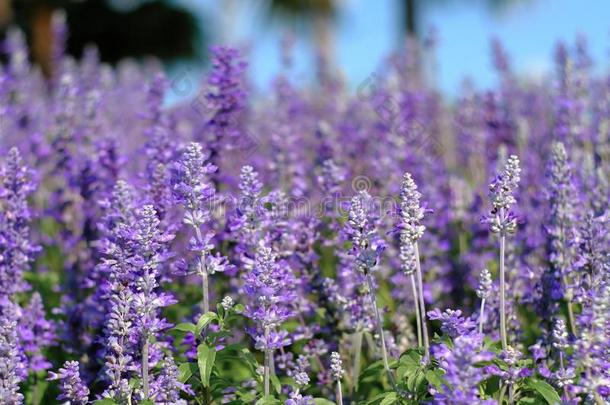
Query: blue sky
171,0,610,98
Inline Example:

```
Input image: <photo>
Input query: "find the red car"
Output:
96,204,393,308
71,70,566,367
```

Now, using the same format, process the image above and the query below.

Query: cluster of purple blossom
0,16,608,405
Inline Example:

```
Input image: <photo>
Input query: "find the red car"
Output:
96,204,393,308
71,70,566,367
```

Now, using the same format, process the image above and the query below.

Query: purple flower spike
18,293,56,372
48,361,90,405
428,308,477,338
431,333,495,404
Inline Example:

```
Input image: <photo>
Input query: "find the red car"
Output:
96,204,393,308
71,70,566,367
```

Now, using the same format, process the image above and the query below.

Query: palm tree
267,0,337,67
400,0,533,39
9,0,202,76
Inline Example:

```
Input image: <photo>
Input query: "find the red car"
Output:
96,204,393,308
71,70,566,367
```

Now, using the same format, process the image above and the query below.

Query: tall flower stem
559,352,570,400
499,230,507,351
414,243,430,361
498,384,507,403
201,271,210,314
409,273,422,347
351,331,363,394
487,155,520,352
478,298,486,335
264,326,270,397
194,227,210,314
336,380,344,405
142,339,149,398
366,274,396,388
562,276,577,336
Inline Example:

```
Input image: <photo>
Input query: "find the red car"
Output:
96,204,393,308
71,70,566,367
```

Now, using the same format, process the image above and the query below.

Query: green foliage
523,378,562,404
197,343,216,387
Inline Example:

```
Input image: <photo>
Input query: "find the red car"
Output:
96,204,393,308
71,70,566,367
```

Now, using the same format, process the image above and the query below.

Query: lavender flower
172,142,232,314
0,148,37,404
18,293,56,373
243,244,296,396
476,269,493,300
397,172,430,361
487,155,520,236
546,142,579,334
47,361,89,405
428,309,477,338
0,302,24,404
330,351,345,405
487,346,532,403
201,46,247,172
487,155,521,350
230,165,264,253
98,181,138,402
132,205,175,399
476,269,493,334
431,333,494,404
221,296,234,311
345,190,395,386
552,319,574,399
150,354,189,405
0,148,37,298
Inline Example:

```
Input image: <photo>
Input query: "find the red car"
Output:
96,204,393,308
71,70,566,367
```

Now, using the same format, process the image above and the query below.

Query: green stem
367,274,396,388
499,384,506,404
478,298,486,335
559,352,570,400
351,331,363,395
336,380,344,405
562,277,577,336
409,273,422,348
202,271,210,314
499,233,508,351
142,338,149,399
264,326,270,397
414,243,430,361
194,226,210,314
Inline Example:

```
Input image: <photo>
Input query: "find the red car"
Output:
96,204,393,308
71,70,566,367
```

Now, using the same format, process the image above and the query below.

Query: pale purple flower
0,148,37,297
428,308,477,338
18,293,56,372
330,351,344,380
431,332,495,404
476,269,493,300
48,361,89,405
0,302,24,404
486,155,520,235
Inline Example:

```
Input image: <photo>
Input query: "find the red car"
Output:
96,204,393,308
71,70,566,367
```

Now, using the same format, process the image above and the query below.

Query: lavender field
0,17,608,405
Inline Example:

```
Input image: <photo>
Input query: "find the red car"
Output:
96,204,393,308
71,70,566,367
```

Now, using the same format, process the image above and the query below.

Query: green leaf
196,312,219,335
425,369,445,391
255,396,281,405
380,392,398,405
26,379,49,405
525,378,561,405
359,360,384,384
270,374,282,394
139,401,155,405
483,375,501,395
197,343,217,387
173,322,196,334
233,303,245,313
363,392,394,405
238,347,259,374
399,349,422,368
178,362,193,383
93,400,119,405
313,399,336,405
407,369,426,392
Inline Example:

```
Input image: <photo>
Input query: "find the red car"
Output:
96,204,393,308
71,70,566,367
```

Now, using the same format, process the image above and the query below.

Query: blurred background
4,0,610,100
